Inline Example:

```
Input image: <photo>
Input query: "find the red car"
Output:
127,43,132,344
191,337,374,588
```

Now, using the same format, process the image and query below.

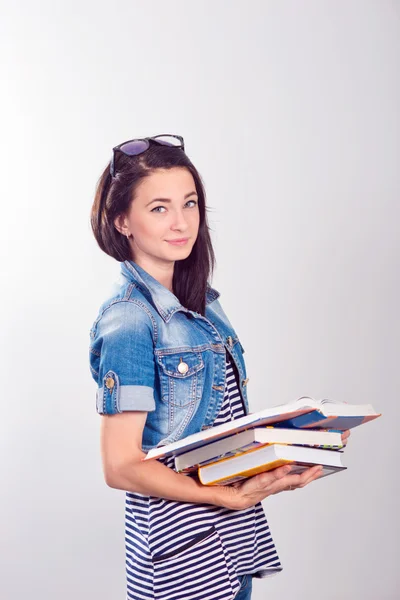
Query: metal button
178,359,189,374
105,377,115,389
226,336,233,347
242,377,250,387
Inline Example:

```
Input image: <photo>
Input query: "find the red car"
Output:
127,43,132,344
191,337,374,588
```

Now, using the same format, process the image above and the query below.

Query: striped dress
124,352,282,600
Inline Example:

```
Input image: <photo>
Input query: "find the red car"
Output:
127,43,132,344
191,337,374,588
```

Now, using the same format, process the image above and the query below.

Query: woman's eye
151,200,197,213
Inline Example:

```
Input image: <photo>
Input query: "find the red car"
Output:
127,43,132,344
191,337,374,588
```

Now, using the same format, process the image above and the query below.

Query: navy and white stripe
124,352,282,600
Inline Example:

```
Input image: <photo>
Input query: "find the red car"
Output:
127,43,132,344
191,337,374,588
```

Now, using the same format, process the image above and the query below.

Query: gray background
1,1,399,598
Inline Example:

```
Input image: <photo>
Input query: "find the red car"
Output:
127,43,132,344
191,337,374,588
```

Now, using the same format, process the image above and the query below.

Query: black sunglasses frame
110,134,185,178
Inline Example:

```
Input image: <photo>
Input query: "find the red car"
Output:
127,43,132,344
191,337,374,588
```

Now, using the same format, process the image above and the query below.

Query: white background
1,1,399,598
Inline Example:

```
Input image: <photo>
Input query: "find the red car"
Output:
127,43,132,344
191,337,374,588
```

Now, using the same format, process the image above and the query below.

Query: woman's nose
171,211,189,230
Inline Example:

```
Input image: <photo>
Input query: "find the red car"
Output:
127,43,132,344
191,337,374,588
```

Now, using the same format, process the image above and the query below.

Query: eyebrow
145,192,198,207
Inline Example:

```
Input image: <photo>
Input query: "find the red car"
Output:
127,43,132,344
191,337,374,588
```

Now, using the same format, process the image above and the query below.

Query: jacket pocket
156,350,204,408
152,525,240,600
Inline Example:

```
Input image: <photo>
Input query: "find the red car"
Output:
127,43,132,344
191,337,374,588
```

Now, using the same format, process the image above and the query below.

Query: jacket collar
120,260,220,322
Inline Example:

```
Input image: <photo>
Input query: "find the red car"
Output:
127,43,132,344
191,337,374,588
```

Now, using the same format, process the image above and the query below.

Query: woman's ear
114,213,128,236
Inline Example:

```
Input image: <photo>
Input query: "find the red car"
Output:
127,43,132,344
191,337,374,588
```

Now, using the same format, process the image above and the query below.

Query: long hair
90,139,216,315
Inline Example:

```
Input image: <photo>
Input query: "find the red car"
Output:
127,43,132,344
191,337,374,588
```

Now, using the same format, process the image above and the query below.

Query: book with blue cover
144,396,380,462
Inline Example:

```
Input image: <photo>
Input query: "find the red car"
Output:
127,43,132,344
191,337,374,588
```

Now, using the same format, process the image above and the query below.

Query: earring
126,232,131,239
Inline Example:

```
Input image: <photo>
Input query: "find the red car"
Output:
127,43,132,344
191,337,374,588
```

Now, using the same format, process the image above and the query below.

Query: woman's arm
100,411,227,505
100,411,325,510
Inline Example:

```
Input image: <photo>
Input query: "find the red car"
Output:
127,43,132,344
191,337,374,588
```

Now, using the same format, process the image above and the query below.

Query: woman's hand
212,430,351,510
212,464,324,511
341,429,351,445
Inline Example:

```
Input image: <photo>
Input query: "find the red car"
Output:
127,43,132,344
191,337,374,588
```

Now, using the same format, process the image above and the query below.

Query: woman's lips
166,238,189,246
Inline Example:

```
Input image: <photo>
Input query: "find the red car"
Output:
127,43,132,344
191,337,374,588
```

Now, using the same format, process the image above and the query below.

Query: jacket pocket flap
156,351,204,378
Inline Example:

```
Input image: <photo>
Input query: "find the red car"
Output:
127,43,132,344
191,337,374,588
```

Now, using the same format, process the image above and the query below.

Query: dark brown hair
90,140,216,315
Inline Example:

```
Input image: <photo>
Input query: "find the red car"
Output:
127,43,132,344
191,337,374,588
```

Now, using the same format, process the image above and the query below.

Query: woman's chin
164,245,193,260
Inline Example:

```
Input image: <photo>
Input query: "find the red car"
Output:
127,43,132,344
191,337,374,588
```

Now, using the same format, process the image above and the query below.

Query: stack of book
144,396,381,486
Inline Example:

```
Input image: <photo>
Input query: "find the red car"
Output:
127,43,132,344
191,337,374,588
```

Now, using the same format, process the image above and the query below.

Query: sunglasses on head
110,134,185,178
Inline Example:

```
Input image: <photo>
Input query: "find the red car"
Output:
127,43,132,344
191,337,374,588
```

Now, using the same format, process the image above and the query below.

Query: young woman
89,134,349,600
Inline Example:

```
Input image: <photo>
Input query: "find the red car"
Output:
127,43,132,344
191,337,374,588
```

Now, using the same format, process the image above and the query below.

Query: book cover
144,396,380,462
197,443,347,486
174,427,344,473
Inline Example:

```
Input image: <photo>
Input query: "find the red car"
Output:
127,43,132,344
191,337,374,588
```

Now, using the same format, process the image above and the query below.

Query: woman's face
116,167,200,266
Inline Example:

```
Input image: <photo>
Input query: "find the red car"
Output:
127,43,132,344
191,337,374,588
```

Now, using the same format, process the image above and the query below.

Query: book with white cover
198,443,347,486
144,396,380,462
174,427,344,473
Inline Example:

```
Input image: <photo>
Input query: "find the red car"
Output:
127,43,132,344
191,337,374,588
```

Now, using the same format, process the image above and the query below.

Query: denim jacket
89,260,249,452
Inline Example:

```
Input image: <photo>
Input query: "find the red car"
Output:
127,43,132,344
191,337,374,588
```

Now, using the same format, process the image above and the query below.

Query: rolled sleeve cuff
96,384,156,414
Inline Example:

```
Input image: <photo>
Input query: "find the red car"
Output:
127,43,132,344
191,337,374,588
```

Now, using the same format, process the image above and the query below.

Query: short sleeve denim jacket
89,260,249,452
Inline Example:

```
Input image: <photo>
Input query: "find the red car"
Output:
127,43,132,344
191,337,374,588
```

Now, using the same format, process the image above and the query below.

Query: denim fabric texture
89,260,249,451
235,574,253,600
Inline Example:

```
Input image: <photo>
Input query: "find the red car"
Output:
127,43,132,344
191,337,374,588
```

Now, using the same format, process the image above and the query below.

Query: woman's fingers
258,465,322,491
223,465,293,507
295,465,324,488
341,429,351,444
237,464,292,494
276,465,324,492
224,464,325,508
